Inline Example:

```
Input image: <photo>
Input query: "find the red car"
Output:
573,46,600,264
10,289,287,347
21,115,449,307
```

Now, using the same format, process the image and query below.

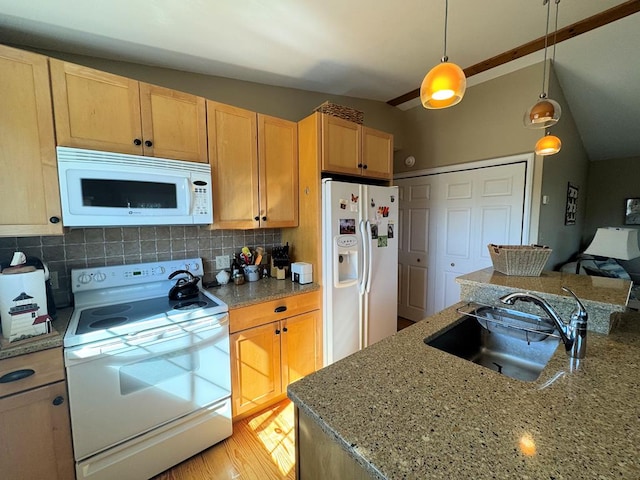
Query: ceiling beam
387,0,640,107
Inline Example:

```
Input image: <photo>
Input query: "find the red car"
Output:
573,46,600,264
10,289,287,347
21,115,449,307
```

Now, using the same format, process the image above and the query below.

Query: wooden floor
154,318,415,479
154,399,296,480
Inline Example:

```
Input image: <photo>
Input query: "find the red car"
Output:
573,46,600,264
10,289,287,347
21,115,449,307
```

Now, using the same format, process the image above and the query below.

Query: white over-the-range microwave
56,147,213,227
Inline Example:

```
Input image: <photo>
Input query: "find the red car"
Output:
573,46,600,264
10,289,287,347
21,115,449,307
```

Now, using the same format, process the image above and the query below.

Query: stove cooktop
74,291,220,335
64,258,230,348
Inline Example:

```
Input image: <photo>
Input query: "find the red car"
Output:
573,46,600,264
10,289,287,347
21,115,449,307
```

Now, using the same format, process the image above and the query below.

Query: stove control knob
94,272,107,282
78,273,92,284
192,263,200,271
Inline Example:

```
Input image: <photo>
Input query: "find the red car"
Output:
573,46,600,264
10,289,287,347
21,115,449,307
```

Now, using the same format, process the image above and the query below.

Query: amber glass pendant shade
535,132,562,156
420,61,466,109
524,97,561,128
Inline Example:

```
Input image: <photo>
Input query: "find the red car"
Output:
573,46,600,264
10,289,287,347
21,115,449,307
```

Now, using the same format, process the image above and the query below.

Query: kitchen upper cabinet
50,59,208,163
0,45,63,237
0,348,74,480
229,291,320,419
320,114,393,180
362,126,393,180
207,100,298,229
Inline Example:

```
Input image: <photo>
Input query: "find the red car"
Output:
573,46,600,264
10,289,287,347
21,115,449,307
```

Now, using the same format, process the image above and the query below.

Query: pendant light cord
541,0,551,97
442,0,449,62
552,0,560,65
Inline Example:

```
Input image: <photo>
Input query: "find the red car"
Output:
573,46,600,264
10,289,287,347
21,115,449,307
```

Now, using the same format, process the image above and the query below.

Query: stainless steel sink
425,307,561,382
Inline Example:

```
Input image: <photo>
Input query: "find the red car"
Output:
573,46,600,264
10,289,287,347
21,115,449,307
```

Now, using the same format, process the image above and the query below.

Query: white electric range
64,258,231,480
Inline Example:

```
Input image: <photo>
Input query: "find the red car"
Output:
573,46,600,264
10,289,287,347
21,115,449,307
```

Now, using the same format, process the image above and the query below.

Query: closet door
431,162,527,314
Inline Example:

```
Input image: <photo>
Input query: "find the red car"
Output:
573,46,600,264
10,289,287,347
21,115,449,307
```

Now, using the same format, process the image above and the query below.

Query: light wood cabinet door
281,311,320,386
0,381,75,480
50,59,143,155
362,126,393,180
139,83,208,163
258,114,299,228
207,100,260,229
0,45,63,236
321,114,362,176
230,322,282,417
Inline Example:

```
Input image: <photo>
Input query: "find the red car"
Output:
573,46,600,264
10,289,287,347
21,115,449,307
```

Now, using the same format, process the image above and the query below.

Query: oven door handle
65,315,228,363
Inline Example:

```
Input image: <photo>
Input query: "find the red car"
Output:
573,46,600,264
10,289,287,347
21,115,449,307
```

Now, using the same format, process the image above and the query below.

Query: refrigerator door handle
364,220,374,294
359,220,369,295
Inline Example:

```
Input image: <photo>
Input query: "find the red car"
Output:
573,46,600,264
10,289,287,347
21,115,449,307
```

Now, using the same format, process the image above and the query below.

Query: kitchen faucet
499,287,588,359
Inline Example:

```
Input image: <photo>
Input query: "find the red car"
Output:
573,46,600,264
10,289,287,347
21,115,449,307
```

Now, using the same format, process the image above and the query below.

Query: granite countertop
205,277,319,310
0,308,72,360
458,267,632,306
288,303,640,479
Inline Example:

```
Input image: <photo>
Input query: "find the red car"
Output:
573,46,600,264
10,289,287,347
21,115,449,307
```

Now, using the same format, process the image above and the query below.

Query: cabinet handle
274,306,287,313
254,216,260,221
133,138,142,146
275,329,281,335
283,327,288,333
262,216,267,222
145,140,153,147
52,396,65,406
49,216,60,224
363,164,368,170
357,163,363,168
0,369,35,384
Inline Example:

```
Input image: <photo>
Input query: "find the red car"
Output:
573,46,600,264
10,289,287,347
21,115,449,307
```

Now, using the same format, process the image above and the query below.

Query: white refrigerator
322,179,399,365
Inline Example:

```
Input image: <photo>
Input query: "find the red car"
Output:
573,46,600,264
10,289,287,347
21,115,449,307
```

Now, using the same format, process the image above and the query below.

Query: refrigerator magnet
339,218,356,234
350,194,359,211
387,223,394,239
339,199,347,210
378,236,388,247
370,224,378,239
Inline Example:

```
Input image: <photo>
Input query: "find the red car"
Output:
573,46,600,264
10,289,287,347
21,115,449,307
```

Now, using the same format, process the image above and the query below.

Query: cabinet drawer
230,290,320,333
0,348,64,398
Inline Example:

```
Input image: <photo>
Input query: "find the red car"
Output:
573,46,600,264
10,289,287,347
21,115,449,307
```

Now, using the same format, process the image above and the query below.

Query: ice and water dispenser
333,235,359,287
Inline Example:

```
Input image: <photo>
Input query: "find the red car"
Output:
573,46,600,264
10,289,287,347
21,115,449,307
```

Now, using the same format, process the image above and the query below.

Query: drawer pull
52,396,65,406
274,306,287,313
0,369,35,384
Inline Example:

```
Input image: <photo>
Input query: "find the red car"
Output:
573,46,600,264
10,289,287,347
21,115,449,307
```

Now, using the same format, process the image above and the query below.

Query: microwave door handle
187,179,194,215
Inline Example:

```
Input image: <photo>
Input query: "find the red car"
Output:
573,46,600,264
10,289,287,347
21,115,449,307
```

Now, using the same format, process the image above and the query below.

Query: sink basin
425,308,561,382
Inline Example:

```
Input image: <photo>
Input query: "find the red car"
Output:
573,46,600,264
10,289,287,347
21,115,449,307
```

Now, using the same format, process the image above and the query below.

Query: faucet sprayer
499,287,587,359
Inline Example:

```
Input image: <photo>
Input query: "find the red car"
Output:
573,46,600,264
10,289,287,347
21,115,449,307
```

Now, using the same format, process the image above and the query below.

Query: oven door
65,314,230,461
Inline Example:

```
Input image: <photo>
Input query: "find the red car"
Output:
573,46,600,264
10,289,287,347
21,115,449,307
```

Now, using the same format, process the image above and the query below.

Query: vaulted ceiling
1,0,638,161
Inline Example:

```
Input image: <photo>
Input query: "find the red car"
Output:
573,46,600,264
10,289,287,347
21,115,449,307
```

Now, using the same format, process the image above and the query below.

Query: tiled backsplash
0,227,282,308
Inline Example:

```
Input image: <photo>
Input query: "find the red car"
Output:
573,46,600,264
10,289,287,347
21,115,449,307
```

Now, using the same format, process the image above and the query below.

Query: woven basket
488,244,552,277
313,101,364,124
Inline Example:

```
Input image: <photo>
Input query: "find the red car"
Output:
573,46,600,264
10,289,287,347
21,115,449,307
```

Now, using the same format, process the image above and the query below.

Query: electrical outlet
49,271,59,290
215,255,230,270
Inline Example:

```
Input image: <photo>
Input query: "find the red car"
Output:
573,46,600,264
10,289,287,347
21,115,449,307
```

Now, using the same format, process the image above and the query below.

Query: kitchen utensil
254,246,264,265
168,270,200,300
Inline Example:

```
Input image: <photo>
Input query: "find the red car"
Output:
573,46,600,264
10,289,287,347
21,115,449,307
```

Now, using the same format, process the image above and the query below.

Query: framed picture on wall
624,198,640,225
565,183,579,225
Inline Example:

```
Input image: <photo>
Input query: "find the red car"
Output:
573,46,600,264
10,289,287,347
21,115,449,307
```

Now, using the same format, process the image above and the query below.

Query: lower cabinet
229,291,321,418
0,349,74,480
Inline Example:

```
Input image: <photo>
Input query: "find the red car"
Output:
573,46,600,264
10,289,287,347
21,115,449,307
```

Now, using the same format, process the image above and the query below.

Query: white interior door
431,162,527,313
396,178,433,321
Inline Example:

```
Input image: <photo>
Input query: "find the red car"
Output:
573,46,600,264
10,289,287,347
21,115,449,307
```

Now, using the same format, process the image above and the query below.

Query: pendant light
535,130,562,156
420,0,466,109
524,0,561,128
